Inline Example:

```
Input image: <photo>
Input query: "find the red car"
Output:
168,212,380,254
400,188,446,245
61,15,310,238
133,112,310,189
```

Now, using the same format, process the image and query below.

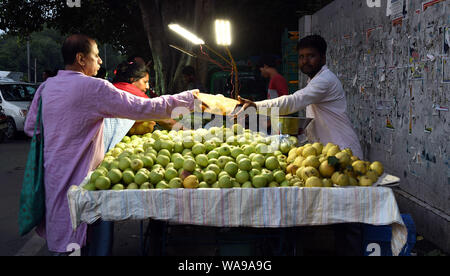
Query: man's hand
233,96,256,118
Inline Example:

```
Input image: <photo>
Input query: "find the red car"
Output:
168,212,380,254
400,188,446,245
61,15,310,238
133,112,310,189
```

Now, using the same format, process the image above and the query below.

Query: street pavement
0,133,142,256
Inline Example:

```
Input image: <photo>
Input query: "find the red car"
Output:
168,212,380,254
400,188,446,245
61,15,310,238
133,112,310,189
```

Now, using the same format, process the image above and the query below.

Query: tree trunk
138,0,215,95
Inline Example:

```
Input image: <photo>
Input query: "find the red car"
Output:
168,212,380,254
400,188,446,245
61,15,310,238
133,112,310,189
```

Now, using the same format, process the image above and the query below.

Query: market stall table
68,173,407,256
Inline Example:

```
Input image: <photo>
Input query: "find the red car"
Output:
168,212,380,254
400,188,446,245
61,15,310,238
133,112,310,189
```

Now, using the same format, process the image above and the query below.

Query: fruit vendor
24,34,203,256
236,35,363,160
236,34,365,255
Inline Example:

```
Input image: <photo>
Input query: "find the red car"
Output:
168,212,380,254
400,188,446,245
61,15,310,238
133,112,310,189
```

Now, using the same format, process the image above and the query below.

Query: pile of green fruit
83,125,298,191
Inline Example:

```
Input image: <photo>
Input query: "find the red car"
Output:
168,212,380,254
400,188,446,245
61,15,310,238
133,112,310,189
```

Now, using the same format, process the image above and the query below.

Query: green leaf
327,156,339,167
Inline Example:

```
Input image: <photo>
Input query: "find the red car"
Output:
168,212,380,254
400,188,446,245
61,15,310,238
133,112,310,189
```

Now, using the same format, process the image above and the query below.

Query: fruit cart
67,94,409,256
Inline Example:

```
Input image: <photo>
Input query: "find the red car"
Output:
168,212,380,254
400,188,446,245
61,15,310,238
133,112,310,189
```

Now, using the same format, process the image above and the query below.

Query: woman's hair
113,61,149,84
61,34,96,65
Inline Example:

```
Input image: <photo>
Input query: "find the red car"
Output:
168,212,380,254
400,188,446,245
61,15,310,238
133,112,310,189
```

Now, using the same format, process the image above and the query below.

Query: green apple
235,170,250,184
208,158,218,166
193,169,204,182
122,170,135,185
122,136,131,143
140,182,153,190
243,145,255,156
183,158,196,172
252,175,268,188
256,144,269,154
111,184,125,190
203,170,217,185
195,154,209,168
218,145,231,156
211,182,220,189
207,150,219,160
238,158,252,171
107,169,123,184
95,176,111,190
273,170,286,183
235,154,247,164
269,181,280,188
168,177,183,189
83,182,96,191
265,156,280,171
131,158,144,171
158,149,171,158
252,154,266,167
242,181,253,189
182,136,195,149
232,180,241,188
173,156,185,170
192,143,206,155
126,183,139,190
224,162,239,177
218,175,233,189
90,169,106,184
261,169,274,183
280,180,291,187
156,154,171,168
155,181,170,189
231,147,244,159
171,153,182,162
118,157,132,171
165,168,179,182
205,141,216,152
149,169,165,185
232,124,244,135
198,182,210,189
217,156,229,169
249,168,261,179
160,140,174,152
206,164,220,176
174,141,184,153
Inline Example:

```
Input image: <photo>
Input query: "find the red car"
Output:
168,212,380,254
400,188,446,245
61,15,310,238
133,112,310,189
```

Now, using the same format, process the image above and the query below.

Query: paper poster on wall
422,0,446,12
410,63,425,79
443,58,450,83
444,26,450,56
387,0,409,20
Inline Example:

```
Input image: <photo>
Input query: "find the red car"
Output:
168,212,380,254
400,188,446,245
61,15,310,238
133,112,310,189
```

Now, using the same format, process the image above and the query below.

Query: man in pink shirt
258,55,289,99
24,34,200,255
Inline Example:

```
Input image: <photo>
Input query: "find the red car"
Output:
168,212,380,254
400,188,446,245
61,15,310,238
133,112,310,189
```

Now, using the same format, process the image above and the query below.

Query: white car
0,80,38,139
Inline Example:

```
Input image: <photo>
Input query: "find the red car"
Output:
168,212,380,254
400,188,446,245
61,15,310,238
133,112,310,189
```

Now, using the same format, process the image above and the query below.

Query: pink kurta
256,65,363,159
24,70,194,253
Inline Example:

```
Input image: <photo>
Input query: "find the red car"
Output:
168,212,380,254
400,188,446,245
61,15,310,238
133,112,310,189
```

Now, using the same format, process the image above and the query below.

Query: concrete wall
299,0,449,252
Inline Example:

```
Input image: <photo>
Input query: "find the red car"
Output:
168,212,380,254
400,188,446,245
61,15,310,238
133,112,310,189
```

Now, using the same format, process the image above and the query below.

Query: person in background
24,34,202,256
258,55,289,99
182,65,205,92
113,61,184,133
236,35,364,255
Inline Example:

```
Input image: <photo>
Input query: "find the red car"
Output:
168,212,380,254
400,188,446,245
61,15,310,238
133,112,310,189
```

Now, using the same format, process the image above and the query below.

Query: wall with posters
301,0,449,251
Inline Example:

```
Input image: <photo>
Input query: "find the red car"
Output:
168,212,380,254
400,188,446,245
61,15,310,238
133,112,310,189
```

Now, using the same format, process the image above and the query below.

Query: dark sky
214,0,333,59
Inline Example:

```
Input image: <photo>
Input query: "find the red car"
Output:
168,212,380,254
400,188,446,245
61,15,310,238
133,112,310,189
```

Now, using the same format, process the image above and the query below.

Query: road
0,134,142,256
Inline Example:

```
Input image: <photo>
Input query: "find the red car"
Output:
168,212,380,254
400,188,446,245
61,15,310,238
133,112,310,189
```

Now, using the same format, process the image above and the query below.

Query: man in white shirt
237,35,363,159
236,35,363,256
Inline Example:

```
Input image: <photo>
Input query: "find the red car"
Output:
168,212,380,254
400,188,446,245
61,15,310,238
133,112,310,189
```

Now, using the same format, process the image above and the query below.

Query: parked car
0,105,7,142
0,81,38,139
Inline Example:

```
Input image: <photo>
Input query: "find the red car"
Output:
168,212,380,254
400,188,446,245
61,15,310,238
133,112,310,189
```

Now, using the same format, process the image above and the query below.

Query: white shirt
256,65,363,159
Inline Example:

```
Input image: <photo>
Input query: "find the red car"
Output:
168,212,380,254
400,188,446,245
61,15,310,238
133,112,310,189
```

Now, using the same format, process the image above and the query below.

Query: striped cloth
68,179,407,256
